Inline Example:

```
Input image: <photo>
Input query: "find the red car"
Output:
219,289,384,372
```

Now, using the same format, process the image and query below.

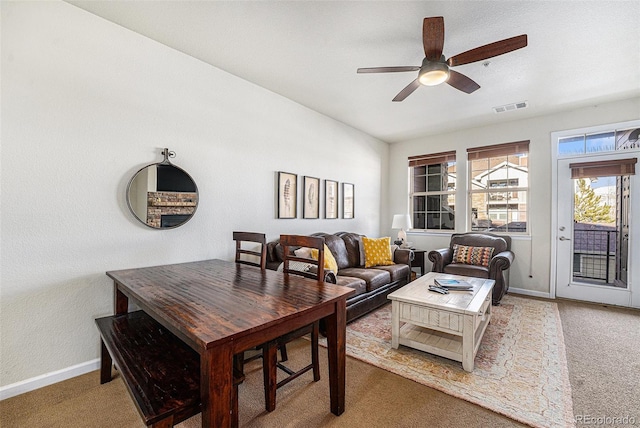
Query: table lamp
391,214,412,247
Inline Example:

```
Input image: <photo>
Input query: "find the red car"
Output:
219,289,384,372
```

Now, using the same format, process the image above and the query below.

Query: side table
410,249,426,277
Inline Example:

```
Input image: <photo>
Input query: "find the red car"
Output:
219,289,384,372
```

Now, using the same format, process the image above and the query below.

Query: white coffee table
388,272,494,372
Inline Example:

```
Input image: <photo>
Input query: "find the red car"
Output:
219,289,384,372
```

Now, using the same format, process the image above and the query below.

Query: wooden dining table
106,259,355,427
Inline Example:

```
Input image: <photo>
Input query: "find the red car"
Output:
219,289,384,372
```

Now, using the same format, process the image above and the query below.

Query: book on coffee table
434,278,474,290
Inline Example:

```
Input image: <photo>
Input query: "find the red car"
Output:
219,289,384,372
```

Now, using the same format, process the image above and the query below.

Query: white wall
388,97,640,296
0,1,388,389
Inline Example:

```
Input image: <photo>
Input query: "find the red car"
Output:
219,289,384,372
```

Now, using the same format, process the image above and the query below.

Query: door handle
559,236,571,241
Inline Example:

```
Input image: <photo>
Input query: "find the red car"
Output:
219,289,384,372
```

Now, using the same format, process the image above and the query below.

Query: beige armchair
428,232,514,304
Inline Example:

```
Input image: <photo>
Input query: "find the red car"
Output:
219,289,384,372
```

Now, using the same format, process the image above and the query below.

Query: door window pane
586,132,615,153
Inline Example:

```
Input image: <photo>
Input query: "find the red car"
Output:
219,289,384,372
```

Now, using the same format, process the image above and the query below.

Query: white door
555,154,638,307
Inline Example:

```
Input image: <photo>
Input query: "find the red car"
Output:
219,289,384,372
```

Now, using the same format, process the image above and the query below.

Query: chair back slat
233,231,267,270
280,235,325,281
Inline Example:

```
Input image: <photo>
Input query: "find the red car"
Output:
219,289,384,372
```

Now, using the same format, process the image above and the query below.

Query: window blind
466,140,529,160
408,150,456,167
569,158,637,179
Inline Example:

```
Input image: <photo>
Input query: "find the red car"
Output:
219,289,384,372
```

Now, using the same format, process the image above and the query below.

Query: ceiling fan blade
423,16,445,61
357,66,420,73
392,78,421,102
447,34,528,67
447,70,480,94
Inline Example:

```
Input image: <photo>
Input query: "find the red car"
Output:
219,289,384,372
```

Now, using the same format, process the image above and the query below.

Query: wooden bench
96,310,242,428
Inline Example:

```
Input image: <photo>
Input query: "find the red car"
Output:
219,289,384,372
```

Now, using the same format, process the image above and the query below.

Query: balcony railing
573,229,617,283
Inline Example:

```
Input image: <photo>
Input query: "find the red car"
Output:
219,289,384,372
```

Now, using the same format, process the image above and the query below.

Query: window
468,141,529,233
558,127,640,156
409,151,456,231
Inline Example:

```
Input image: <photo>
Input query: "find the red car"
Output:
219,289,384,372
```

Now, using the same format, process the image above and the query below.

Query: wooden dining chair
232,231,271,374
232,231,290,387
233,231,267,270
260,234,323,412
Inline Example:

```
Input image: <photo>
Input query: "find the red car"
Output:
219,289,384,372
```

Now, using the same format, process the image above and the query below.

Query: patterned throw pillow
310,244,339,273
362,237,395,268
452,244,495,267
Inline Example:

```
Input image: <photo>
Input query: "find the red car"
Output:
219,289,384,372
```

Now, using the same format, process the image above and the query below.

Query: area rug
322,295,575,428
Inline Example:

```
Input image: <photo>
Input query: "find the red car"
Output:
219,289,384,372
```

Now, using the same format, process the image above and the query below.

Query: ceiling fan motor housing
419,56,450,86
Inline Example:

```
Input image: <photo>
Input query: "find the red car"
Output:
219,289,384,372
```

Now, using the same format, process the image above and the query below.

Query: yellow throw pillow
310,244,339,273
362,237,395,268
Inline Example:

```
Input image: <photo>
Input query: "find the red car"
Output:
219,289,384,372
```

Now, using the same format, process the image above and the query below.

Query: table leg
462,315,475,372
201,345,233,427
391,301,400,349
324,299,346,416
262,340,278,412
99,340,112,384
114,283,128,315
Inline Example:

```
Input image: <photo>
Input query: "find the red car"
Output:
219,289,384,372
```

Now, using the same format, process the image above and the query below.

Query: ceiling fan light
419,70,449,86
418,60,450,86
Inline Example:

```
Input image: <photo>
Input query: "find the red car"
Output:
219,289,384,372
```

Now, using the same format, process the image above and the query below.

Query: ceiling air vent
493,101,528,114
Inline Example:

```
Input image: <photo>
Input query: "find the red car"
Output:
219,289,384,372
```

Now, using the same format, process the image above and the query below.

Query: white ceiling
67,1,640,143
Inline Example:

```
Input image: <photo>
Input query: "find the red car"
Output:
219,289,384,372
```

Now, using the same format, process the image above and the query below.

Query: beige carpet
318,295,574,428
557,299,640,426
1,341,525,428
7,296,638,427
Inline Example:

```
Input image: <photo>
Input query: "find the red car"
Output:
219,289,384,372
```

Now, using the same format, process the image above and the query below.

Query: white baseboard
0,358,100,401
508,287,552,300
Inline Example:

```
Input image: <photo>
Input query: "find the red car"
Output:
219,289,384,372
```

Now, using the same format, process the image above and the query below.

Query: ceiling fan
357,17,527,101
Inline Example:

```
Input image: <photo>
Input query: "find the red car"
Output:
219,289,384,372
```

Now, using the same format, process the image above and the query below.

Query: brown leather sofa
428,232,514,305
266,232,412,323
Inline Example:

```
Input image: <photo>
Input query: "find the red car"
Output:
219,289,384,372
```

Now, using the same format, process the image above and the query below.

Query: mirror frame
126,153,199,230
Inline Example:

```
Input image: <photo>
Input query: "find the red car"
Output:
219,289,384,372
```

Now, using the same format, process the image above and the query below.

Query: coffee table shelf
389,273,494,372
399,324,462,361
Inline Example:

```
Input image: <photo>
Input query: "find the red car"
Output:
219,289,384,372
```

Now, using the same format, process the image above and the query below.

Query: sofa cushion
444,263,489,278
267,240,281,263
312,233,351,270
452,244,495,267
274,241,285,263
336,232,365,268
334,275,367,297
370,263,410,283
338,268,391,292
362,237,395,268
310,244,339,273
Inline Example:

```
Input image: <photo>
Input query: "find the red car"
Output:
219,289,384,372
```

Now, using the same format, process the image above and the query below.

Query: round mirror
126,154,198,229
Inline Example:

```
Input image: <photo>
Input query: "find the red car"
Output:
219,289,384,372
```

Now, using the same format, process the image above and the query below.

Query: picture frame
342,183,354,219
303,176,320,219
325,179,338,219
277,171,297,219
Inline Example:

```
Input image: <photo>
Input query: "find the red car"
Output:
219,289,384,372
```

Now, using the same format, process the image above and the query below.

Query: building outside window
467,141,529,233
408,151,456,231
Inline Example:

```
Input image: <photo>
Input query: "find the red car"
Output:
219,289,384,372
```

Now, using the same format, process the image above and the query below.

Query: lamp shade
392,214,412,230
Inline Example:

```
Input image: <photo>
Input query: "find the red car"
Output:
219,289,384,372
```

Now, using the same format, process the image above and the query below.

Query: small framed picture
277,171,297,219
325,179,338,219
303,176,320,219
342,183,354,219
